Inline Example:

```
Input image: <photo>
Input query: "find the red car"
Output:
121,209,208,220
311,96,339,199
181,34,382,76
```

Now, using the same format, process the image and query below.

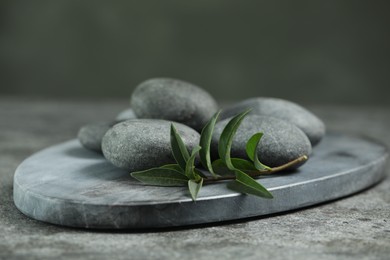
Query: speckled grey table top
1,97,389,260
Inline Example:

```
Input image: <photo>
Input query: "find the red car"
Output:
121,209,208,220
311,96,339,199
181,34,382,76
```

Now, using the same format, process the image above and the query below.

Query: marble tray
13,133,388,229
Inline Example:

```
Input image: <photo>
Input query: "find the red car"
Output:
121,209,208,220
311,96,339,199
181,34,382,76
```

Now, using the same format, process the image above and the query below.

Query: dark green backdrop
1,1,389,105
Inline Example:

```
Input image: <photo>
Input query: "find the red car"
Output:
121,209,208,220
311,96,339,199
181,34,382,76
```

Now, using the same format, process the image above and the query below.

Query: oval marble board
14,133,388,229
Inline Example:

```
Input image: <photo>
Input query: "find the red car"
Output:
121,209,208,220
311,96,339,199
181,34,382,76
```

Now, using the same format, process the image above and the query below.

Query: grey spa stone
130,78,219,132
77,121,115,152
102,119,200,172
220,98,325,146
115,108,137,122
212,115,312,169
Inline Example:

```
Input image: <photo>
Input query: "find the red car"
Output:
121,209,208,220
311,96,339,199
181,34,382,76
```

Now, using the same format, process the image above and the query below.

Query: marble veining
13,133,388,229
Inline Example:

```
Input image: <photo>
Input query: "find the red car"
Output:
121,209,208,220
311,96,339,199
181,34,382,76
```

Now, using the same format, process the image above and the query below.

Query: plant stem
261,155,308,173
203,155,308,184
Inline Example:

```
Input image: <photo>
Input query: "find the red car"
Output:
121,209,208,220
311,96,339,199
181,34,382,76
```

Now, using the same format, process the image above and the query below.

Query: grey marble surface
13,134,387,229
0,97,389,259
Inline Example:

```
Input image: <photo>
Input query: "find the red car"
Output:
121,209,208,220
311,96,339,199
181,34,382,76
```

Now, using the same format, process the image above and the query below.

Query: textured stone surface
1,97,389,260
115,108,137,122
220,98,325,146
77,121,115,152
13,133,387,229
102,119,200,171
212,115,312,168
130,78,219,131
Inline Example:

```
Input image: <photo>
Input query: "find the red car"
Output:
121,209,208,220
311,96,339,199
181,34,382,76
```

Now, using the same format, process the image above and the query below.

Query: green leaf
212,158,257,176
245,133,271,171
188,178,203,201
231,158,258,172
211,159,232,176
131,168,188,187
227,170,273,198
170,124,190,170
199,110,221,177
218,109,251,170
185,145,202,180
160,164,185,175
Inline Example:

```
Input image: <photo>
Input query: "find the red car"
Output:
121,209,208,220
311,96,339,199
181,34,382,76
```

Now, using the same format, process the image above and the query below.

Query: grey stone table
0,96,389,260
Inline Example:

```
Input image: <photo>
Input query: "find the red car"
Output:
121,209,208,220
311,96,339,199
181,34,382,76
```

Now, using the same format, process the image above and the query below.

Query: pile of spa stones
78,78,325,172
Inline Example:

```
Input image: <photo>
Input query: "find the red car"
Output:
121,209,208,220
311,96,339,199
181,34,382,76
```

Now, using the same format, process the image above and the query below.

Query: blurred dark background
1,0,389,105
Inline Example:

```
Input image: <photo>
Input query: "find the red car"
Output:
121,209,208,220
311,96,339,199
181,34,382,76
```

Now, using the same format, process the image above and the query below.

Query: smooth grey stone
115,108,137,122
102,119,200,172
77,121,115,152
13,133,388,229
220,98,326,146
130,78,219,132
212,115,312,169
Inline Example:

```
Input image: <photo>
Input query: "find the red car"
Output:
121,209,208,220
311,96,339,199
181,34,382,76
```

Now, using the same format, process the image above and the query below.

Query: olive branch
131,109,307,201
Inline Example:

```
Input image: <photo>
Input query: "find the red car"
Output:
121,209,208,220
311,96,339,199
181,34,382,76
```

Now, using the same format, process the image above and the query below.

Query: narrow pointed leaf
232,158,258,172
246,132,262,161
188,178,203,201
218,109,251,170
227,170,273,198
199,110,221,177
246,133,271,171
185,145,202,180
211,159,232,176
212,158,257,176
131,168,188,187
170,124,190,170
160,164,186,175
